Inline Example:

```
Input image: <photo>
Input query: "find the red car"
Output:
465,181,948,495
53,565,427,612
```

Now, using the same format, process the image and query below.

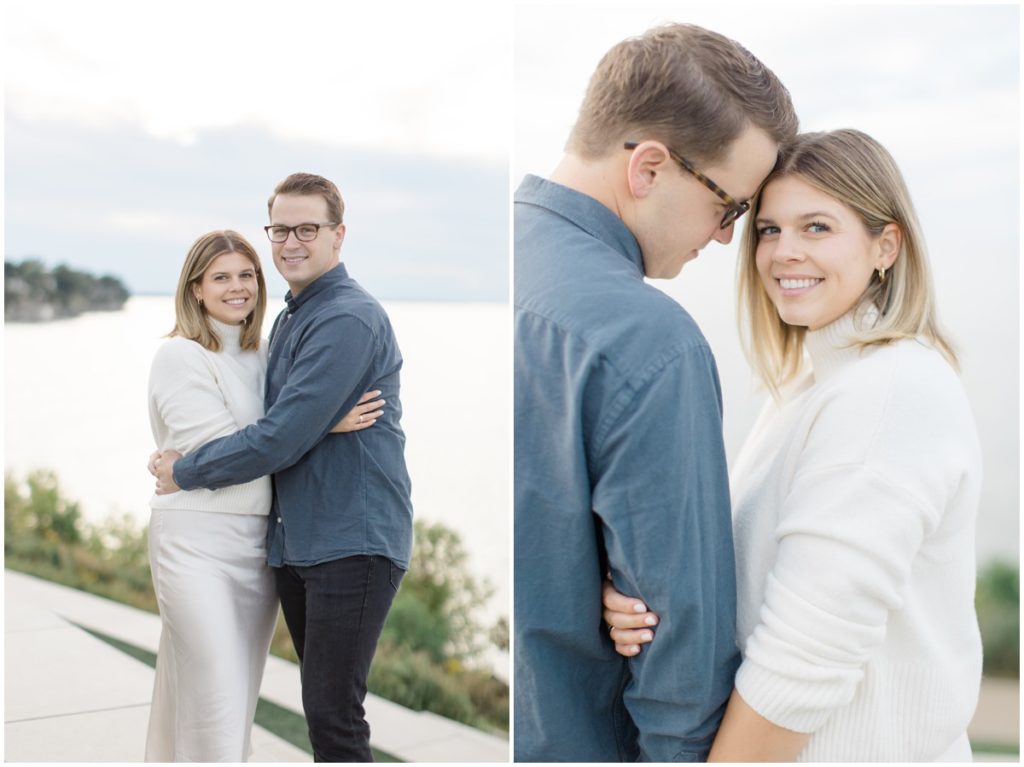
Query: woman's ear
877,223,902,270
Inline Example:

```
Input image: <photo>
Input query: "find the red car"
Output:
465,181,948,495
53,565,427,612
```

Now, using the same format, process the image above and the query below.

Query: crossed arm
151,313,387,494
150,389,384,492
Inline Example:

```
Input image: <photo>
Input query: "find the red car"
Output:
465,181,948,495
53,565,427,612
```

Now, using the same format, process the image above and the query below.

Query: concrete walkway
4,569,509,762
969,675,1019,762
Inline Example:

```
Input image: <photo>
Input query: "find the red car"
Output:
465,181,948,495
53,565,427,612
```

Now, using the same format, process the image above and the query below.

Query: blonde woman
603,130,982,761
145,230,381,762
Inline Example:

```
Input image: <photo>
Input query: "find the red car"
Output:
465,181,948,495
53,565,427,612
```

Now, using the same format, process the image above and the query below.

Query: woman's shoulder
856,339,978,457
865,339,966,402
152,335,207,361
810,338,975,449
150,336,219,379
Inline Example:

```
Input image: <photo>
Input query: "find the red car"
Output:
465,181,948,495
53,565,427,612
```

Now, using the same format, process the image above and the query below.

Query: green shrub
369,643,477,724
976,560,1019,677
5,470,509,733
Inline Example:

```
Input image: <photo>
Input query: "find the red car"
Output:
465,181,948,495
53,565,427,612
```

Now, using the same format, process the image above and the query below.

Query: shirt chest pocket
266,344,295,397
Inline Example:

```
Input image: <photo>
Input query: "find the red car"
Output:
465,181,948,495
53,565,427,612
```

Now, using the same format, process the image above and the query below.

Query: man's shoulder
311,275,385,317
519,273,706,353
517,289,711,400
298,279,393,344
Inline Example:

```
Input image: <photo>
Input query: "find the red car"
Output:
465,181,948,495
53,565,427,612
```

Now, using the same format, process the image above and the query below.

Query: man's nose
712,222,734,245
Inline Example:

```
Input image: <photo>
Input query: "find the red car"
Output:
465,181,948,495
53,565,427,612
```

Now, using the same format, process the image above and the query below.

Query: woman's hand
331,390,385,433
602,579,659,657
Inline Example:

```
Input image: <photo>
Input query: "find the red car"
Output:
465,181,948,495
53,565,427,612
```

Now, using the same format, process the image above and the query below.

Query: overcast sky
5,1,511,300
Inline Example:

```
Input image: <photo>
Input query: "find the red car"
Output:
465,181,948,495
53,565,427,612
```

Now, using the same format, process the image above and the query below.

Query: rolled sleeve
736,443,942,733
173,313,377,491
593,344,740,761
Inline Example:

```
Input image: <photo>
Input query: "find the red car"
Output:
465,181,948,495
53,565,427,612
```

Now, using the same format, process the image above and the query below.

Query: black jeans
275,555,404,762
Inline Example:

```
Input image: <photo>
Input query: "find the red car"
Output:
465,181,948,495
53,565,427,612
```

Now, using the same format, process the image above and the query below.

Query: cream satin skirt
144,509,278,762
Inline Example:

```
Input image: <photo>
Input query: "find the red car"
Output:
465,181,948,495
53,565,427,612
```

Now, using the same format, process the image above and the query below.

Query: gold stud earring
877,266,887,283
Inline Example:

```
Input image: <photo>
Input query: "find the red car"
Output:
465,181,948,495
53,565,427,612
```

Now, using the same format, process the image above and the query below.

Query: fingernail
380,399,386,404
644,615,657,626
629,646,640,654
633,603,647,613
374,390,382,395
641,631,653,641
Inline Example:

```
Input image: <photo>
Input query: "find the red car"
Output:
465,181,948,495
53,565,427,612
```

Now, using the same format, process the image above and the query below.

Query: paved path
969,675,1019,762
4,569,509,762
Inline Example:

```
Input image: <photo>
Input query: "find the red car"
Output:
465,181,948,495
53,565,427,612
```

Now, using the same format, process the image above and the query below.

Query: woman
603,130,982,761
145,230,382,762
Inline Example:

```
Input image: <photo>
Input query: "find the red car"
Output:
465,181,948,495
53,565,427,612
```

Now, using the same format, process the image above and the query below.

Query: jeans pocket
388,560,406,592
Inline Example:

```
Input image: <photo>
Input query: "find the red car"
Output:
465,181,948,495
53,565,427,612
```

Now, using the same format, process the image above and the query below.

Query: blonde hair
170,230,267,352
738,129,957,397
568,23,798,164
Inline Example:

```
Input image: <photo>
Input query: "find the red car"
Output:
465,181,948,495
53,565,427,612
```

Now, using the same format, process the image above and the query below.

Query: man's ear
625,141,673,200
333,224,347,254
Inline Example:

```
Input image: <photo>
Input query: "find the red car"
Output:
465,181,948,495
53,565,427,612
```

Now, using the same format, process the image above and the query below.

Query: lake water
4,296,511,674
4,282,1017,670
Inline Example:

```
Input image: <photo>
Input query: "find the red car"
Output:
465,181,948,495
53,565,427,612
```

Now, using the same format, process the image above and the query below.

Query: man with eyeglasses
154,172,412,762
514,24,798,762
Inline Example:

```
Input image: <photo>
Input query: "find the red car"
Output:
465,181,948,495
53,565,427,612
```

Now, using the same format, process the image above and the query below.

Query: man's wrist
171,456,195,491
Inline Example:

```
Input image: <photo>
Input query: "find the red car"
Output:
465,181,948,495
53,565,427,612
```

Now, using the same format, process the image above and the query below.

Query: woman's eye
808,221,830,233
757,225,779,237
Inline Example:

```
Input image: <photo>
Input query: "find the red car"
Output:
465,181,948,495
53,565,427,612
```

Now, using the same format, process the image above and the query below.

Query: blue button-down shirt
514,175,739,762
173,263,413,570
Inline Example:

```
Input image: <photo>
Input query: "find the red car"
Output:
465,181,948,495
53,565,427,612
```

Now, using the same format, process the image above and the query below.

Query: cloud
6,0,511,162
5,117,508,301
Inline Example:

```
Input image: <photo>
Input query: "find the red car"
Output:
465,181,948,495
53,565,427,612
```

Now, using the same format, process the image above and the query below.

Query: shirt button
277,516,282,523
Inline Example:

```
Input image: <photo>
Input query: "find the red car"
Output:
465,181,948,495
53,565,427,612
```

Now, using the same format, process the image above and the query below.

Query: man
154,173,412,762
514,24,797,761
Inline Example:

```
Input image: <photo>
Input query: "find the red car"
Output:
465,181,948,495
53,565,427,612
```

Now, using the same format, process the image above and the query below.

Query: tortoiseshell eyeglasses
624,141,750,229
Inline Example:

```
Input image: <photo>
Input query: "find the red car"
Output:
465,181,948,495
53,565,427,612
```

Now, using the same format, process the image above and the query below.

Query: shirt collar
515,174,644,276
284,262,349,313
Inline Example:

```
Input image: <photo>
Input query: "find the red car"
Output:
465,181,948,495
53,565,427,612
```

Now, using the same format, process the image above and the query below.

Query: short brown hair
568,23,798,164
737,129,957,397
267,172,345,224
170,230,267,352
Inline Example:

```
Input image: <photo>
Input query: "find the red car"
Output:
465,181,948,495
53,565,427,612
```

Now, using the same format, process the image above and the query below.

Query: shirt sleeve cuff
172,454,201,491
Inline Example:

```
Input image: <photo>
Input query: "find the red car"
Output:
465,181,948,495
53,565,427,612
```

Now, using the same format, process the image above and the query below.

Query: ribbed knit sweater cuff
734,658,843,734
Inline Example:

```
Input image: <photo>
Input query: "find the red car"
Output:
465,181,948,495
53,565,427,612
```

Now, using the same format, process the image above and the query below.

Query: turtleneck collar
209,316,245,353
804,305,878,382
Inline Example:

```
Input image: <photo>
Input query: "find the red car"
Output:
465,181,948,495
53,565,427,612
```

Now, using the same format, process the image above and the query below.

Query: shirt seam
593,342,716,457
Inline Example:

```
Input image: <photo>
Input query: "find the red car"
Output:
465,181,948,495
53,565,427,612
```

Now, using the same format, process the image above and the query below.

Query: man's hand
154,449,183,494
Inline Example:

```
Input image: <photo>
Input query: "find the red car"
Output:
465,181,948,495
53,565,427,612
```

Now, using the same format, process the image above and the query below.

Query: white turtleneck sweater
730,311,983,762
148,319,272,516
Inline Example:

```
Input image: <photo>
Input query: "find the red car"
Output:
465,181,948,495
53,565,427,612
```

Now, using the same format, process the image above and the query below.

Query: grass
77,624,402,762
